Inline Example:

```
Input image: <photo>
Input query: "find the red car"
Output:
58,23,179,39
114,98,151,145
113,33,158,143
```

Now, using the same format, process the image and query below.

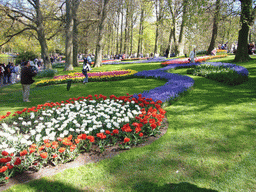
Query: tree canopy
0,0,255,65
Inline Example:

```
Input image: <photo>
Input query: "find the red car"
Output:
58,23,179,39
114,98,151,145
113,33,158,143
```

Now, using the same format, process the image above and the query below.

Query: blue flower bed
132,62,249,103
133,64,195,103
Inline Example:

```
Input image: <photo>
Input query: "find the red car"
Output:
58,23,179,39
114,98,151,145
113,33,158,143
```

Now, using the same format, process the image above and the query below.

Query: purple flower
133,65,195,102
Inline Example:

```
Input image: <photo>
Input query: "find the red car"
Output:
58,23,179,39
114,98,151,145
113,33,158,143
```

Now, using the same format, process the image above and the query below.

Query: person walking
21,61,37,102
189,48,196,63
82,56,92,84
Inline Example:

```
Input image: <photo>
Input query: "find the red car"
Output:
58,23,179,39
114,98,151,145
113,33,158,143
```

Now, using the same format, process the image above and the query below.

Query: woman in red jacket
20,61,37,102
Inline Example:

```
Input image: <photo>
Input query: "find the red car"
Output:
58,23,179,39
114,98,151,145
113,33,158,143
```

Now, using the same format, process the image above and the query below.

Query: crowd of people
0,62,21,86
0,60,38,102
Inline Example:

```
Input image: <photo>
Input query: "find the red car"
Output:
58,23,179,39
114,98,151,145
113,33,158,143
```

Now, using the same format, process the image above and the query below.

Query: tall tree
64,0,74,71
72,0,81,67
207,0,221,55
137,0,145,57
0,0,58,68
234,0,256,62
154,0,164,55
168,0,188,56
94,0,110,68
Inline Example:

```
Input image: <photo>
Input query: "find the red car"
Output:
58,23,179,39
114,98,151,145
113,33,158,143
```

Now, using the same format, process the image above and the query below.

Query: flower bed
103,57,168,65
0,94,165,183
187,62,249,85
133,64,195,103
121,58,148,61
161,55,227,66
35,70,138,87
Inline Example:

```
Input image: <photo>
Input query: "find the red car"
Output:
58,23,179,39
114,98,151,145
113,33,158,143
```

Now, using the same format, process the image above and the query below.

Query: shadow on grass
133,182,218,192
7,178,85,192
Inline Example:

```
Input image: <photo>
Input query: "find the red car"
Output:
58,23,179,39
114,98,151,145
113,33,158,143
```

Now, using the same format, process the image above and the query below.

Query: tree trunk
94,0,109,68
234,22,250,62
167,28,174,57
120,0,124,54
234,0,255,62
154,0,159,55
137,8,144,57
116,10,120,55
176,0,188,56
37,30,51,69
72,0,81,67
35,0,51,69
64,0,74,71
130,20,134,55
124,0,129,55
207,0,220,55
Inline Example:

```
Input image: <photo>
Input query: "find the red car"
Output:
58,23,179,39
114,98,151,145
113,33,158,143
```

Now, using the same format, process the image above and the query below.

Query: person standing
10,63,16,84
6,62,12,84
189,48,196,63
21,61,37,102
16,63,21,81
86,54,92,65
0,64,4,86
3,63,8,84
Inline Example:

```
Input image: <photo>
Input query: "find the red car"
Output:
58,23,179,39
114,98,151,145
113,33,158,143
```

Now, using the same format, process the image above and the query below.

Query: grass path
3,56,256,191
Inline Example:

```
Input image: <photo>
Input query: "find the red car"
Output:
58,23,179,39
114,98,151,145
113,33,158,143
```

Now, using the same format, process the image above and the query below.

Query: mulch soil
0,118,169,191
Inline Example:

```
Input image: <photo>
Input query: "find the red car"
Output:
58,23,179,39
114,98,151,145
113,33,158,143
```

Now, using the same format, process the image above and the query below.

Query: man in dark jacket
21,61,37,102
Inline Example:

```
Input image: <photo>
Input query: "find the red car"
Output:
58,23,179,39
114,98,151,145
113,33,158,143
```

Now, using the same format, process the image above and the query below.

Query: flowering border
102,57,168,65
0,95,165,183
35,69,138,87
161,55,227,66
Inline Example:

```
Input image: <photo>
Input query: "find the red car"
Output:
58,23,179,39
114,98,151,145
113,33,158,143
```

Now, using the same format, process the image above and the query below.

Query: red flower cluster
96,133,107,139
124,137,130,143
121,124,133,132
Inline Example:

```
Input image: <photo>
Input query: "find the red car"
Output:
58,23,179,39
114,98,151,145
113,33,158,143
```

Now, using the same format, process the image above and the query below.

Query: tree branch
0,28,31,47
5,12,36,30
27,0,36,9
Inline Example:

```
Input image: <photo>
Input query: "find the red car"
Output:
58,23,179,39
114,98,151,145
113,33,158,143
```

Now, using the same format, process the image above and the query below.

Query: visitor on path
10,63,16,84
82,57,92,84
0,64,4,86
165,48,169,58
86,54,92,65
189,48,196,63
6,62,12,84
21,61,37,102
3,63,9,84
15,64,21,82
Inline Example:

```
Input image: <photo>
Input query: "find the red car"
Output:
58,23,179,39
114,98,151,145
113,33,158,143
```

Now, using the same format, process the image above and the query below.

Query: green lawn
0,63,165,116
2,56,256,191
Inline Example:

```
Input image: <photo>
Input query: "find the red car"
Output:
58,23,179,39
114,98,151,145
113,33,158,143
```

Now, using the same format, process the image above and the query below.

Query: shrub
196,50,207,55
52,63,65,68
187,64,248,85
37,69,58,78
16,51,38,64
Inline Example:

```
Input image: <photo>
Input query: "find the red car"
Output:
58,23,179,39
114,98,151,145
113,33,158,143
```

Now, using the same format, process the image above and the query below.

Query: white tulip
31,130,36,135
